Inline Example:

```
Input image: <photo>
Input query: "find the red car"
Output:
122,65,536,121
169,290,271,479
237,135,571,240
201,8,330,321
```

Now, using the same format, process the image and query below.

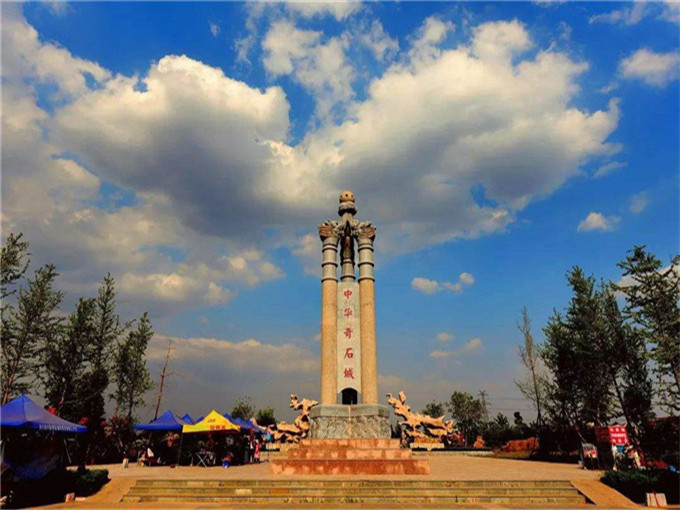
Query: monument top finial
338,190,357,216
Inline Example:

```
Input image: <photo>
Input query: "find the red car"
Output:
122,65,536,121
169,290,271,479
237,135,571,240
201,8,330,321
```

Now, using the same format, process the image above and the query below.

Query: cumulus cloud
2,9,623,316
360,19,399,61
577,212,619,232
594,161,627,178
262,19,354,120
412,273,475,294
630,191,648,214
429,337,483,358
620,48,680,87
589,3,650,26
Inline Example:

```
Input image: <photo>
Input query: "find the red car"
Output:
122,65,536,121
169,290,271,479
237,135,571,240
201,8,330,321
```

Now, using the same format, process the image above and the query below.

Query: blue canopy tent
223,413,263,435
180,414,194,425
0,395,86,433
134,411,190,431
1,395,85,481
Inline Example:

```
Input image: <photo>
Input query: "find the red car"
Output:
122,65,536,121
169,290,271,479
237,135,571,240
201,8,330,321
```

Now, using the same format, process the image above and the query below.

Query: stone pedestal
308,404,390,439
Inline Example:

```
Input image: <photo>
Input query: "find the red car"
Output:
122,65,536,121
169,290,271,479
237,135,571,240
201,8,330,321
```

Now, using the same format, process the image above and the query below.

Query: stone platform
269,438,430,475
308,404,390,439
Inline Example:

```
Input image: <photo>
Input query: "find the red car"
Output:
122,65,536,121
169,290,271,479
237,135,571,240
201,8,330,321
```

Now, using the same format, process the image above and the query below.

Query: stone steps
298,438,400,449
133,479,575,488
287,448,413,459
122,479,589,506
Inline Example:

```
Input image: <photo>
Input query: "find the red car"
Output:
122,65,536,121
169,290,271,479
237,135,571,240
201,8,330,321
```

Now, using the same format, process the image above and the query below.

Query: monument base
308,404,390,439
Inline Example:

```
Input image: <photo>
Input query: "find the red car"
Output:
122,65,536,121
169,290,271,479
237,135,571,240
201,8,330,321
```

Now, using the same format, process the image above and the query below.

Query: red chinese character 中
344,347,354,359
343,307,353,318
344,289,352,299
344,368,355,379
344,327,353,339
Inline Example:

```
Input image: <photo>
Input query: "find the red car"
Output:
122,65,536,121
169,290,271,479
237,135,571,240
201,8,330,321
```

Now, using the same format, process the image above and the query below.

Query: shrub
601,469,679,504
73,468,109,496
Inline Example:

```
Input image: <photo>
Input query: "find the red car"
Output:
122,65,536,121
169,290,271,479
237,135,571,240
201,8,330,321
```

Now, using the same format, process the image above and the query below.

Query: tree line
1,233,153,461
419,245,679,459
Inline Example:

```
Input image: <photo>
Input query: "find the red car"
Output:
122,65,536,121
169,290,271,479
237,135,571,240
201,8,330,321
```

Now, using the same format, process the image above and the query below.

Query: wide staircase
122,479,589,506
270,438,430,475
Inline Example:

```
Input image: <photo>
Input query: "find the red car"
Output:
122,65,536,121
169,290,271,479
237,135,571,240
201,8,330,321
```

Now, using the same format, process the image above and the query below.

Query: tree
616,246,680,412
542,268,618,430
1,233,29,300
447,391,484,446
599,284,653,431
255,407,277,427
153,339,175,420
2,264,63,404
231,396,256,420
515,307,546,427
82,275,123,430
42,298,96,422
112,313,154,420
422,401,446,418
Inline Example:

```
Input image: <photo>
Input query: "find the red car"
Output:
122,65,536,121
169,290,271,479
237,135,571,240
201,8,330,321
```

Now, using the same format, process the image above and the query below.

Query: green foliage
72,468,110,497
421,401,446,418
1,232,29,300
601,469,679,504
255,406,276,427
447,391,484,446
541,267,653,433
231,396,256,420
616,246,680,413
1,264,63,404
112,312,154,420
42,298,97,422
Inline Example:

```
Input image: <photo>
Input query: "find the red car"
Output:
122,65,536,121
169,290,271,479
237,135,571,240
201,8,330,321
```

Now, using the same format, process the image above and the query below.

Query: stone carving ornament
386,391,456,444
268,394,319,443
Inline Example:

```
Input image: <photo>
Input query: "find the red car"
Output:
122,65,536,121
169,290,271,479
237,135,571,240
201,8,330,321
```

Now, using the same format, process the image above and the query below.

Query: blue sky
2,1,678,421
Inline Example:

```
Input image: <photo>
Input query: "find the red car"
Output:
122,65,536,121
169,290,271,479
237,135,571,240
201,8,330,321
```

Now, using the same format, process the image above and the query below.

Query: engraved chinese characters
337,282,361,394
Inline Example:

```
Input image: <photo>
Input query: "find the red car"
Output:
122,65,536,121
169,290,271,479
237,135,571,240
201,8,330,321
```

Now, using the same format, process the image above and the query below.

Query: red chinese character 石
344,289,352,299
344,368,354,379
344,327,353,339
343,307,353,318
344,347,354,359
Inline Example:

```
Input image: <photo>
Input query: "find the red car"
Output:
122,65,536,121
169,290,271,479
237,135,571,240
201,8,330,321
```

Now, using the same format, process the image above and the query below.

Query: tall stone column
319,226,339,405
357,228,378,404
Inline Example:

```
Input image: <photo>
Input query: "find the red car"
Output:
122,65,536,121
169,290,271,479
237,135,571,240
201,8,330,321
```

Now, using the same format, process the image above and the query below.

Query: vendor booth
179,410,240,466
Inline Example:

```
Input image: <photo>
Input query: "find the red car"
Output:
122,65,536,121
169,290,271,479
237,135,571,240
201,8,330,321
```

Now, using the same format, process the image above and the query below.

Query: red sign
595,426,629,445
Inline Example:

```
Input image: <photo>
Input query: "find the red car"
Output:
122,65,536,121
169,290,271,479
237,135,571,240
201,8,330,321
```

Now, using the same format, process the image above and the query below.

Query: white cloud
429,337,482,358
2,10,623,316
293,233,321,277
285,1,362,21
412,273,475,294
594,161,627,178
630,191,648,214
262,20,354,120
577,212,619,232
360,19,399,62
620,48,680,87
589,3,650,26
435,332,455,342
209,21,220,38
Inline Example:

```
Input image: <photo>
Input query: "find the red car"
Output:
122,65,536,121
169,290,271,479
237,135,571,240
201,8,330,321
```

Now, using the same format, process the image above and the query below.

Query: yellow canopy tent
181,410,240,434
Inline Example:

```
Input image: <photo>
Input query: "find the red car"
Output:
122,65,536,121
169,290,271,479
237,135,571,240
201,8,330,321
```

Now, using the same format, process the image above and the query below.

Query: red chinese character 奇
344,347,354,359
343,307,353,318
344,289,352,299
344,327,353,339
344,368,355,379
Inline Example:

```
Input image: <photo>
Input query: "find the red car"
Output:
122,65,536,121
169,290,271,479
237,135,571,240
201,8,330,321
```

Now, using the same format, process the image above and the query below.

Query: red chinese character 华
344,327,353,339
344,347,354,359
344,289,352,299
343,307,353,318
344,368,355,379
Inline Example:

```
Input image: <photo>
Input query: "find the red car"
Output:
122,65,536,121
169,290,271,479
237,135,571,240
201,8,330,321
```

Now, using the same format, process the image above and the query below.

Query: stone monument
310,190,390,439
269,191,429,475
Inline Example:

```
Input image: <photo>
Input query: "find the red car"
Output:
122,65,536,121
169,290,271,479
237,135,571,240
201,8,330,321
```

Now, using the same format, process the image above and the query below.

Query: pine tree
42,298,97,422
616,246,680,412
112,312,154,420
1,265,63,404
